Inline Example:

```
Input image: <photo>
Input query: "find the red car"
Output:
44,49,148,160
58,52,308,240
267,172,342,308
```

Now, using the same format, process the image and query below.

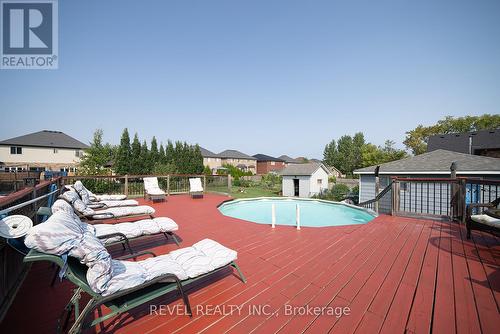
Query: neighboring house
200,147,223,173
253,154,286,174
427,129,500,158
278,155,301,165
281,162,332,198
217,149,257,174
353,149,500,214
327,165,345,178
0,130,89,173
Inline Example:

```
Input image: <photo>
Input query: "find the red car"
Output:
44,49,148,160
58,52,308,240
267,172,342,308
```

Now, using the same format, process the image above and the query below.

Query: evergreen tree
150,136,159,167
140,140,150,173
159,144,165,163
130,133,142,174
115,128,131,175
165,140,175,166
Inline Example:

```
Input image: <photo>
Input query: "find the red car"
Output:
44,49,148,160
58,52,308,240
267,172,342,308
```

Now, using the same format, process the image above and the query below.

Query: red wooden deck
1,194,499,334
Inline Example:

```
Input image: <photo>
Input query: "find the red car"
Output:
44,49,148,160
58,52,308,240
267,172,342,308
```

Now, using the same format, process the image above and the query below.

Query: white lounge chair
143,177,166,202
65,182,127,201
189,178,204,198
73,181,138,208
60,190,155,221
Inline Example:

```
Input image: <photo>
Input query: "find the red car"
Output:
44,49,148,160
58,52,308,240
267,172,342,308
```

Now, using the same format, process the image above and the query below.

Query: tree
78,129,114,175
323,132,366,176
140,140,150,173
159,144,165,163
404,114,500,155
130,133,142,174
115,128,131,174
150,136,159,168
360,140,407,167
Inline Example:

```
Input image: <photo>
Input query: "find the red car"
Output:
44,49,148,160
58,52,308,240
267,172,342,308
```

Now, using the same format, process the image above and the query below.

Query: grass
207,185,280,199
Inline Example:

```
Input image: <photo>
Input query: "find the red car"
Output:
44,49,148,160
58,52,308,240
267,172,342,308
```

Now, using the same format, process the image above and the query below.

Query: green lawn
206,185,280,199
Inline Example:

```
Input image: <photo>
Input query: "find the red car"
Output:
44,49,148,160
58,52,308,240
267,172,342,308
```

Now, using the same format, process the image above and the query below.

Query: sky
1,0,499,158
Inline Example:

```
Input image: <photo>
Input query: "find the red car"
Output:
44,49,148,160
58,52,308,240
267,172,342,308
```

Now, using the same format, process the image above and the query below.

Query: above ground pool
218,198,376,227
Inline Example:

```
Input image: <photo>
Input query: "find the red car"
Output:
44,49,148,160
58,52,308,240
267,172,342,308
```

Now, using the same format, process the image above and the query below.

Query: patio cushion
471,214,500,228
93,194,127,201
93,217,178,244
189,178,203,192
104,239,237,296
24,210,236,297
144,177,166,196
88,200,139,208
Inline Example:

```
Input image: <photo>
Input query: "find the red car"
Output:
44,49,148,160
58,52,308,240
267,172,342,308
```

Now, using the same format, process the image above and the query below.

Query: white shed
281,162,332,197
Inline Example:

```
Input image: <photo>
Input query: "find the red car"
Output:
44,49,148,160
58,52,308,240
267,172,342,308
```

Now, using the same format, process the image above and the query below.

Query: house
252,154,286,174
0,130,89,173
327,165,345,178
217,149,257,174
427,129,500,158
354,149,500,213
281,162,332,197
278,155,301,165
200,147,223,173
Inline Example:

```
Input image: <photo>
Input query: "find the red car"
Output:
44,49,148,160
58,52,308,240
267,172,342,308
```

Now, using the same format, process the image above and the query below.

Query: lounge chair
73,181,138,208
189,177,204,198
65,182,127,201
51,199,180,250
466,197,500,239
60,190,155,221
23,211,245,334
143,177,166,202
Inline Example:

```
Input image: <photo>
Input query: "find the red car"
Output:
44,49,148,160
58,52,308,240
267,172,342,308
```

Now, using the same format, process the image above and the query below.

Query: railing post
391,180,400,216
271,203,276,228
124,175,129,197
228,175,232,192
203,175,206,194
459,179,467,223
296,204,301,230
167,175,170,196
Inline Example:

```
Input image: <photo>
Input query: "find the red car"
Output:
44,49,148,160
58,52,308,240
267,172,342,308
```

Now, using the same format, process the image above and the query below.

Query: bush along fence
61,174,231,197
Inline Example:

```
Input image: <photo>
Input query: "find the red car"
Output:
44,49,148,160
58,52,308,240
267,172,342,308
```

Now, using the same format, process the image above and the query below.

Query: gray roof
281,162,331,176
427,129,500,154
253,154,284,162
354,149,500,174
218,149,256,160
0,130,89,149
278,155,300,163
199,147,219,158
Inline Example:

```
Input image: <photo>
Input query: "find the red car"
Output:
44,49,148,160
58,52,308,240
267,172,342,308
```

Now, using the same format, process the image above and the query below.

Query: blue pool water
218,198,375,227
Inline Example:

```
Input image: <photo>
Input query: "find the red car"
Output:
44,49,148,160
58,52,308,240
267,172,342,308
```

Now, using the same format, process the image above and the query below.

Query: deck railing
0,178,62,322
358,177,500,221
61,174,231,197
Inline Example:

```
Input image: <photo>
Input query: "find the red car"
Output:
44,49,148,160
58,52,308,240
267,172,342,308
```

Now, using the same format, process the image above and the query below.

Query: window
317,179,323,185
271,161,275,166
10,146,22,154
53,148,58,153
75,150,81,157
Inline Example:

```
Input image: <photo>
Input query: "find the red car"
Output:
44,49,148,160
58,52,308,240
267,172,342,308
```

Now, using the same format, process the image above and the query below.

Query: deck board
0,194,499,334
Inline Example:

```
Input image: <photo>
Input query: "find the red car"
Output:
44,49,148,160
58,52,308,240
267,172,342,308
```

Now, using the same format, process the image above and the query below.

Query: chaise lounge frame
24,250,246,334
465,197,500,239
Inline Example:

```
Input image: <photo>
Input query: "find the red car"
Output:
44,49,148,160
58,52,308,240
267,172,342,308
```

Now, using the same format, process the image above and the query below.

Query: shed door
293,179,299,196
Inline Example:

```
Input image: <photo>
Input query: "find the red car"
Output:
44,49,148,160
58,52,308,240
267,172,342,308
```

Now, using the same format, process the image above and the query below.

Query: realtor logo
1,0,58,69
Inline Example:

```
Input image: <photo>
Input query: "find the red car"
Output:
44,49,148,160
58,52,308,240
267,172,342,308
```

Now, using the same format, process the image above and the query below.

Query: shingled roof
199,147,219,158
217,149,256,160
278,155,300,163
280,162,332,176
0,130,89,149
252,154,284,162
427,129,500,154
354,149,500,175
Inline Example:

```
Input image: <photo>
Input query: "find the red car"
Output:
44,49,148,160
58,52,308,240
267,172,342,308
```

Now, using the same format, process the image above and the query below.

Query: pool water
218,198,375,227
